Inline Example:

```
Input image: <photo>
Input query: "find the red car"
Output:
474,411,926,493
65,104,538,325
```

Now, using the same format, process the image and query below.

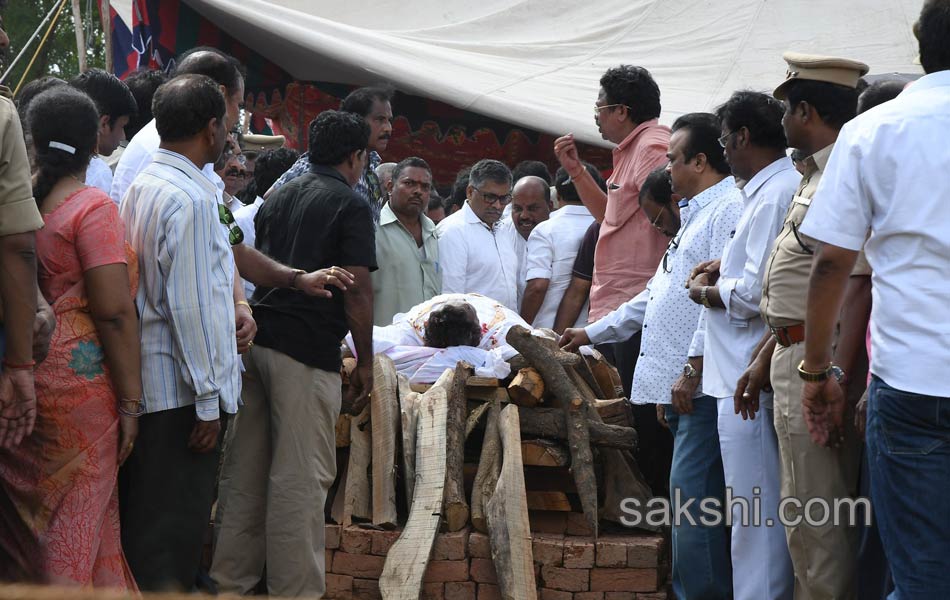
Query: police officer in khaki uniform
737,52,870,600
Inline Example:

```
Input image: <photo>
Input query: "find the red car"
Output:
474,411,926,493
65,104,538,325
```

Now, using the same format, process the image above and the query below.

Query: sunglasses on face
218,203,244,245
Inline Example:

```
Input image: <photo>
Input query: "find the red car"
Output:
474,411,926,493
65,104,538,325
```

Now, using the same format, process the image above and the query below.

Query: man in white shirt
684,91,799,600
521,167,595,329
437,159,520,311
798,3,950,596
69,69,136,195
560,113,742,600
506,175,552,310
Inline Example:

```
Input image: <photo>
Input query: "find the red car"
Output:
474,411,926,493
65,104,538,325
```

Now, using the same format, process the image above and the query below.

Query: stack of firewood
329,326,650,599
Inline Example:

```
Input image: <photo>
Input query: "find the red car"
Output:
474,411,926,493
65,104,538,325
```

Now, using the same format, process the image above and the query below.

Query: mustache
225,168,245,178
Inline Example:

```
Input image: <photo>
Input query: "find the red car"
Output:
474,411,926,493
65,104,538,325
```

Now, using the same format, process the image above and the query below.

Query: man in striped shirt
118,74,237,592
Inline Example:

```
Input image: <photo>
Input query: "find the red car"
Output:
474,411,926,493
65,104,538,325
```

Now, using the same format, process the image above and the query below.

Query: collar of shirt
462,201,497,231
379,201,437,234
613,118,662,156
153,149,218,197
903,70,950,94
310,164,351,186
803,143,835,177
554,204,592,218
742,156,796,201
367,151,382,172
686,176,736,212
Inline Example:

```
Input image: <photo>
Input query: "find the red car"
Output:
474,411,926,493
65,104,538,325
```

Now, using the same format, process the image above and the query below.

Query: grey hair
468,158,512,190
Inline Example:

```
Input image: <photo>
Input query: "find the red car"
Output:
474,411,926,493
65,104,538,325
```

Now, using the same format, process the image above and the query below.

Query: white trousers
717,396,794,600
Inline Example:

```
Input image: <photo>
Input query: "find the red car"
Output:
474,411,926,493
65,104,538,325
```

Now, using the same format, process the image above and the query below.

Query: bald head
511,175,552,239
174,47,245,130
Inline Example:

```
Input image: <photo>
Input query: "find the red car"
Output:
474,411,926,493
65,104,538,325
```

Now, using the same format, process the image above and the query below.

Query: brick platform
324,525,671,599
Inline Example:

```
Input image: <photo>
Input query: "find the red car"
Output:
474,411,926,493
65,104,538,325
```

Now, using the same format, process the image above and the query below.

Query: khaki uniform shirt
760,144,869,327
372,202,441,326
0,86,43,237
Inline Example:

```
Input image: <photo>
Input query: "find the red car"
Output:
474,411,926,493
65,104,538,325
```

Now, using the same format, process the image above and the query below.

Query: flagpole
99,0,113,74
71,0,87,72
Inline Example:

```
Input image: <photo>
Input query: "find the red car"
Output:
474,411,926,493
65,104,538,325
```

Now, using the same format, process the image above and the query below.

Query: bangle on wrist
288,268,306,290
236,300,252,314
2,358,36,371
118,398,145,417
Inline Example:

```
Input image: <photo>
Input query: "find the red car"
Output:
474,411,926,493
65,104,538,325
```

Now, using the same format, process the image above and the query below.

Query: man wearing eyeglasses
561,113,742,600
683,91,800,600
437,159,520,311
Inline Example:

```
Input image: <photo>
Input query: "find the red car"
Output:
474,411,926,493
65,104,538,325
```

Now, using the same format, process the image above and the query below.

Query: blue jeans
866,376,950,600
665,396,732,600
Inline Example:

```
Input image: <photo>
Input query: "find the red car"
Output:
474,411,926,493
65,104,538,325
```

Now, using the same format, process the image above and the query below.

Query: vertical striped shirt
120,149,240,420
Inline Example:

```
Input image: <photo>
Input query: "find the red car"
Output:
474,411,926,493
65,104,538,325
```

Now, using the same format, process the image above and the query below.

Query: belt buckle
770,326,789,347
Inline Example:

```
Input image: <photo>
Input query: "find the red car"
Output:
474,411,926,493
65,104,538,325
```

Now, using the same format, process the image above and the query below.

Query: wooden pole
71,0,87,73
99,0,113,74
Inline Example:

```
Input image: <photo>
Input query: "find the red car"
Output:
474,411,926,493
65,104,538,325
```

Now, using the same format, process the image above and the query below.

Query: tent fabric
184,0,923,148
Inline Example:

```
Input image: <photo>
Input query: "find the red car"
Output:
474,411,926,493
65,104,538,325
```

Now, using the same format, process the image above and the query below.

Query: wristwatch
700,286,712,308
683,363,701,379
797,361,846,383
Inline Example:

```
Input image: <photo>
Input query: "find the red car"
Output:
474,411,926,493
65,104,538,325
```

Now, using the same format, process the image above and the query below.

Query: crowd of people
0,0,948,598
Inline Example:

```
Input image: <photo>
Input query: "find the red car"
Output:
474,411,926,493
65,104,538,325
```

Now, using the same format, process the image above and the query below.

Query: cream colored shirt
0,87,43,237
372,202,441,326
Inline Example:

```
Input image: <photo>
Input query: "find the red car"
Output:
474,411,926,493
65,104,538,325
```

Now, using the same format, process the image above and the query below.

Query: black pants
118,405,227,592
597,332,673,498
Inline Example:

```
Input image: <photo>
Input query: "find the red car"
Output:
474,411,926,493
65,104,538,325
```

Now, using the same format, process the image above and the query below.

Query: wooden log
378,384,449,599
486,405,538,600
506,325,599,538
526,491,573,512
343,405,372,524
412,382,510,404
341,356,357,386
400,389,420,508
335,413,351,448
517,406,637,450
371,354,400,528
520,439,569,467
507,350,580,371
465,401,491,440
586,350,624,399
508,368,545,407
594,398,634,428
442,363,472,532
471,398,502,533
466,375,500,388
329,451,348,524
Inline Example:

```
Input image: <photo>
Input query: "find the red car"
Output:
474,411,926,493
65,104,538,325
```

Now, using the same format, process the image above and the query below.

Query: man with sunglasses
437,159,520,311
683,91,801,600
561,113,742,600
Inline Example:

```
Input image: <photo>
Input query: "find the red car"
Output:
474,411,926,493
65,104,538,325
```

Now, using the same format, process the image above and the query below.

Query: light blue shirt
120,149,240,420
587,176,743,404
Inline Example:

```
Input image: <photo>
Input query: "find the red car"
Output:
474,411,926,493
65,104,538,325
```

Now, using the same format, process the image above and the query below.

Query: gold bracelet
236,300,253,314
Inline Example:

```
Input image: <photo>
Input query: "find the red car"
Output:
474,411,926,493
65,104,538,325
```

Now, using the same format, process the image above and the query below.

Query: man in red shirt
554,64,672,495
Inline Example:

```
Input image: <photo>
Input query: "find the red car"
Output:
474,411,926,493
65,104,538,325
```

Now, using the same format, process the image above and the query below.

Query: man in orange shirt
554,65,671,495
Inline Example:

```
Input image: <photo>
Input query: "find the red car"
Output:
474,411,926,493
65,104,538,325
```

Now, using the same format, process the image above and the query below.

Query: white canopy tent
174,0,923,147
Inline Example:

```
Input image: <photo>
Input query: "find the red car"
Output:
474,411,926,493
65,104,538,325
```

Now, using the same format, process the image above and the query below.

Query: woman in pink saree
0,86,140,588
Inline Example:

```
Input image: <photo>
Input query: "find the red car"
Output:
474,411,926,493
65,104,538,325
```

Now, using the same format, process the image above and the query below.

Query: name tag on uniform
791,194,812,207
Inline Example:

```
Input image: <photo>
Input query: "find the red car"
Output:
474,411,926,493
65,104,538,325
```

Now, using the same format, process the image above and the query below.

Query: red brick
576,593,606,600
341,526,373,554
605,593,636,600
326,550,334,570
562,537,595,569
424,559,470,583
530,511,568,534
370,529,402,555
421,582,445,600
352,577,381,599
595,539,628,568
325,573,353,599
540,565,589,592
539,589,573,600
470,557,498,584
433,529,469,560
326,524,342,550
635,591,671,600
445,581,477,600
332,551,386,579
590,568,659,592
566,512,594,536
469,532,492,558
532,534,564,567
626,535,665,568
477,583,502,600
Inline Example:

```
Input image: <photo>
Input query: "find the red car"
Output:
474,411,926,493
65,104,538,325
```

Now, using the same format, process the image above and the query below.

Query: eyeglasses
218,203,244,245
593,103,631,115
661,236,680,273
648,206,665,231
718,130,738,148
474,187,512,206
